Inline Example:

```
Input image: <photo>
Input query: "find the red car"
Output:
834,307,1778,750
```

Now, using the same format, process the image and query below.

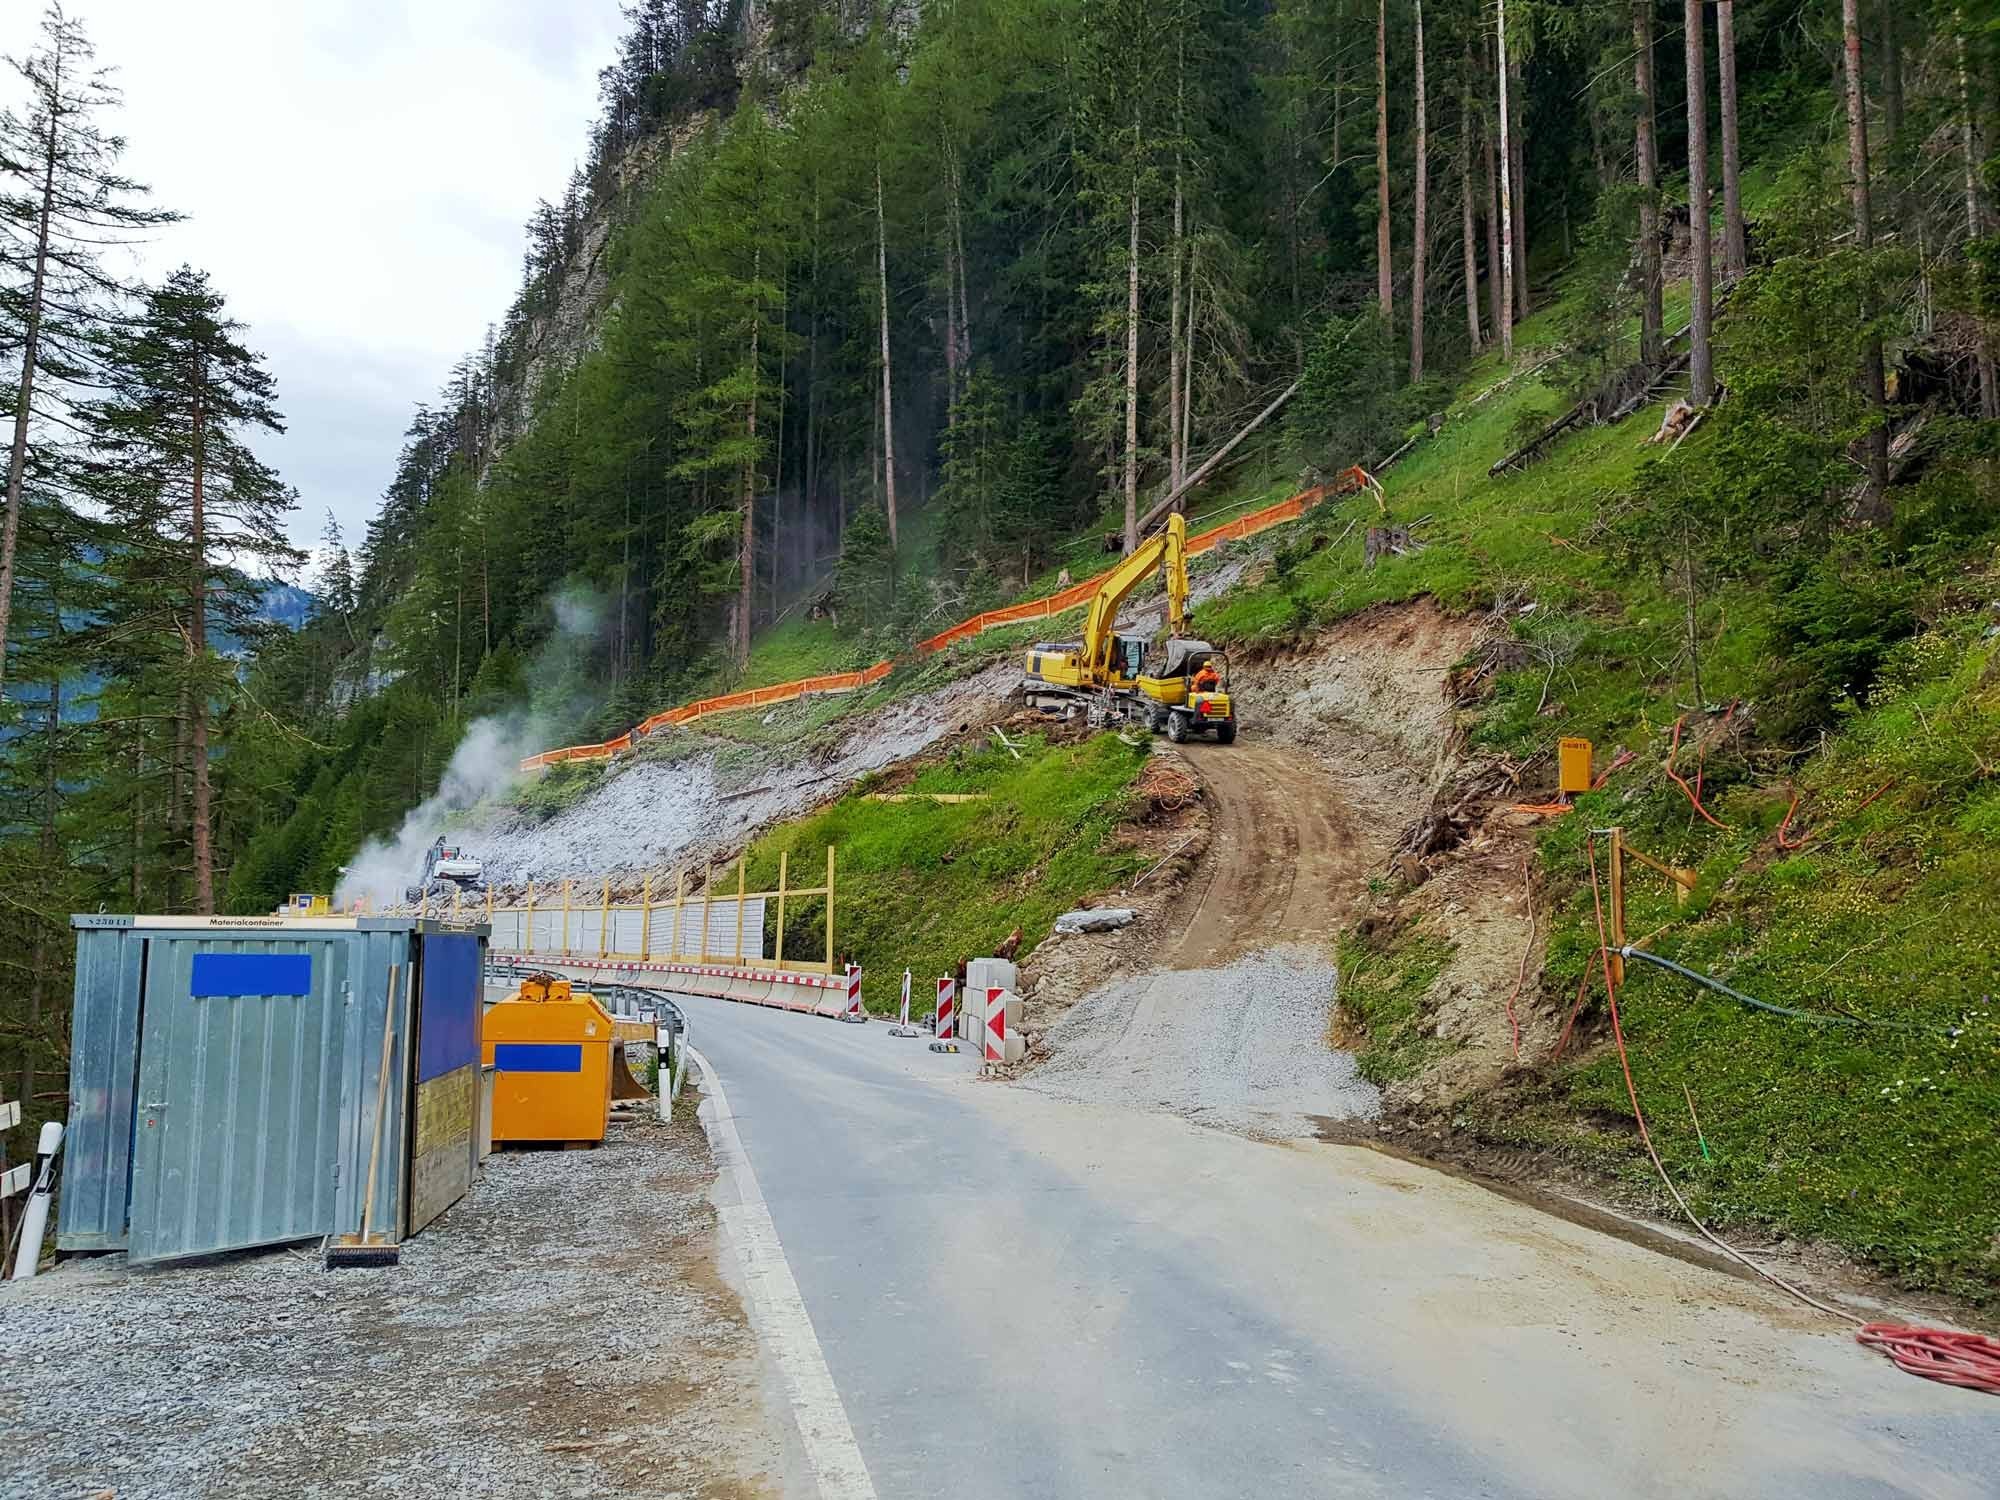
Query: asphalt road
675,989,2000,1500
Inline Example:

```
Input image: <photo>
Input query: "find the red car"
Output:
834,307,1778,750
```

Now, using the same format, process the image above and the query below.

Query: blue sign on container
189,952,313,998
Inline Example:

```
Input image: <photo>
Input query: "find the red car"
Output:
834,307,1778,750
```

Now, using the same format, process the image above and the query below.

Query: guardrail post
525,880,536,954
600,876,611,957
734,858,748,962
824,845,836,972
562,879,573,955
640,874,653,959
775,851,788,967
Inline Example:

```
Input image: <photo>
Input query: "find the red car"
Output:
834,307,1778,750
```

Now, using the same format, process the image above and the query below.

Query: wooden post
673,869,687,961
699,863,712,963
562,879,573,955
734,858,748,962
824,845,836,973
775,851,789,968
525,880,536,954
1607,828,1627,987
600,876,611,957
640,874,653,959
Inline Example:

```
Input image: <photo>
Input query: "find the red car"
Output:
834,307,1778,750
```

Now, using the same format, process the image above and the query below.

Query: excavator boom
1075,513,1189,679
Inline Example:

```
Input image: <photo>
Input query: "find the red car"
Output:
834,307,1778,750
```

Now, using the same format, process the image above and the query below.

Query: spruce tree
0,3,177,704
84,267,298,911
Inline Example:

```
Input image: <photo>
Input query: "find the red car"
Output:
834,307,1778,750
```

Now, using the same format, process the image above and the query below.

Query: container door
127,938,347,1264
407,933,481,1234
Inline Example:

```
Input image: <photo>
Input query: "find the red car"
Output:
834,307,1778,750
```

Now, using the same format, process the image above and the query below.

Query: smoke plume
334,585,606,908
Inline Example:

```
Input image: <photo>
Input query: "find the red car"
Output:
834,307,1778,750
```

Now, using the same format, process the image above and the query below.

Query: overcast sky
2,0,626,554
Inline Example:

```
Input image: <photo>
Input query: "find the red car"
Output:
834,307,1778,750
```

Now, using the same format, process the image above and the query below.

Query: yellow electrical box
284,893,331,916
482,975,614,1145
1558,737,1594,797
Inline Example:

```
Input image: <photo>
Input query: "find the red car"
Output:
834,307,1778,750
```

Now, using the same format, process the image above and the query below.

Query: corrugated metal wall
58,918,483,1265
60,927,146,1250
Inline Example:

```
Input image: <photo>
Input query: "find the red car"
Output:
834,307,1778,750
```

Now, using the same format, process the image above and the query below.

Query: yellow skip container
482,974,614,1145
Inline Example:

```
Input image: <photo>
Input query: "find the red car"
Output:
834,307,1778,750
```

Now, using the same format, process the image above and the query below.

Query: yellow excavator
1022,513,1237,743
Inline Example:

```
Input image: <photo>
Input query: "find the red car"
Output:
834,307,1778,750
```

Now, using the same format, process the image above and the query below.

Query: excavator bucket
609,1044,652,1102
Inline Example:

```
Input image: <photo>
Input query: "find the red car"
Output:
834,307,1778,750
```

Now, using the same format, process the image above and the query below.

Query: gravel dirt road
1,1112,781,1500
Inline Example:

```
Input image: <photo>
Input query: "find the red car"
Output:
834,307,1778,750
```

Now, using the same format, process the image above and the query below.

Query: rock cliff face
490,130,670,453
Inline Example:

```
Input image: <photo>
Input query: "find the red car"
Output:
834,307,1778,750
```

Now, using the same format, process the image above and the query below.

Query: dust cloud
334,586,605,908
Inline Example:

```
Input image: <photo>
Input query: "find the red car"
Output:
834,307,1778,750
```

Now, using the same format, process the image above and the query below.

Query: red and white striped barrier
935,978,956,1041
981,986,1025,1066
492,952,858,1019
984,986,1006,1065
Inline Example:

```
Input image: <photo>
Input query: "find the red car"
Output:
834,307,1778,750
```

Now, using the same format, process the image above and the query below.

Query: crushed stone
472,660,1018,883
0,1114,778,1500
1023,943,1380,1139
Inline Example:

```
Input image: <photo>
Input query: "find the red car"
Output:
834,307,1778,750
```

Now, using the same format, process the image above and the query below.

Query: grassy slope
739,731,1150,1010
1200,291,1999,1300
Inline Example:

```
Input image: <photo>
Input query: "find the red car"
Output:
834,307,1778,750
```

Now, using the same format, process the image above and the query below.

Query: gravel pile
1024,944,1380,1138
0,1114,777,1500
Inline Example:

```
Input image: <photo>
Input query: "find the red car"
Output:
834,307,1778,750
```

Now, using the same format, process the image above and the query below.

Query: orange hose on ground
1665,716,1730,829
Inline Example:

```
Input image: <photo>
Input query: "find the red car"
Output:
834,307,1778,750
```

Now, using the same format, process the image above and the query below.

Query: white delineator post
10,1120,62,1280
899,969,912,1028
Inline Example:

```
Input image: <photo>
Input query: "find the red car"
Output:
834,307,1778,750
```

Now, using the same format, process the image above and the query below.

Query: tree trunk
1962,17,2000,419
1717,0,1747,280
1634,0,1664,368
1842,0,1890,507
131,731,145,910
1376,0,1393,322
1461,54,1483,350
1509,50,1528,321
1169,168,1185,489
1685,0,1716,406
1411,0,1429,382
738,247,760,670
0,100,61,706
1483,124,1503,341
1181,243,1198,482
1123,172,1142,553
1882,0,1903,148
23,657,59,1107
190,382,214,913
875,164,898,549
1496,0,1516,359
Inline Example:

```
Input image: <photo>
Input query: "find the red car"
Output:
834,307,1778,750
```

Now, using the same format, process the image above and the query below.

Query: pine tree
0,3,177,704
84,267,298,911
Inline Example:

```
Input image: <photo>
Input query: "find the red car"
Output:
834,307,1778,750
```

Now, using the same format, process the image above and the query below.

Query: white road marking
689,1045,878,1500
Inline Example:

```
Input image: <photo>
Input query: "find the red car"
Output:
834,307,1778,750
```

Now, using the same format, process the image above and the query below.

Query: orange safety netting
519,475,1362,771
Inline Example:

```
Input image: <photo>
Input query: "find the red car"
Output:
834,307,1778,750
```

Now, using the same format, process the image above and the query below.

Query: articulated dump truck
1022,512,1237,744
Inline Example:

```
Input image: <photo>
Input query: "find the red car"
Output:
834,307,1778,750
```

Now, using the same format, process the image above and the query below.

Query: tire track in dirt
1167,739,1381,965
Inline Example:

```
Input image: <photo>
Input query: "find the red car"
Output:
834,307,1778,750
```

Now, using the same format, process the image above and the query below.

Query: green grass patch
1336,924,1461,1086
740,731,1150,1010
506,760,608,824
